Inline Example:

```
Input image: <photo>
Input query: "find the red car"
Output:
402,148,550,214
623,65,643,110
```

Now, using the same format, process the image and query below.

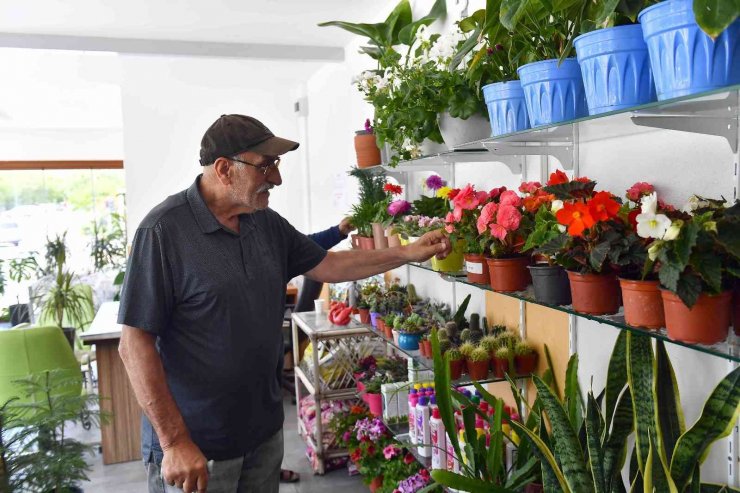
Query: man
117,114,450,493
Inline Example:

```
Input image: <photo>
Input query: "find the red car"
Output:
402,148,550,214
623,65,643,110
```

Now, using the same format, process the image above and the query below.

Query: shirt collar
186,175,256,236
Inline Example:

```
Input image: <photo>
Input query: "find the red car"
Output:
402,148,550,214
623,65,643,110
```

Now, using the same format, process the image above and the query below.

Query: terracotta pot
486,256,532,292
383,324,393,339
371,223,389,250
515,353,538,375
386,227,402,247
466,359,490,381
619,278,665,330
365,392,384,417
464,253,490,284
661,290,731,345
492,357,510,379
358,308,371,325
449,359,464,380
368,475,384,493
353,235,375,250
567,271,621,315
354,133,381,169
376,317,385,332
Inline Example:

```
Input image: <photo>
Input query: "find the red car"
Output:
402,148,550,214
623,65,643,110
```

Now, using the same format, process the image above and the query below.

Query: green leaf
317,21,384,45
564,355,583,433
431,329,462,467
626,332,656,475
592,0,621,24
589,240,611,273
430,470,511,493
604,331,628,435
450,27,481,70
701,483,740,492
690,251,723,293
500,0,532,31
654,340,685,464
658,261,682,292
675,220,700,267
603,388,633,488
383,0,412,45
453,294,471,327
585,392,606,493
693,0,740,38
675,274,703,309
532,376,591,492
510,420,572,493
397,0,447,45
670,366,740,490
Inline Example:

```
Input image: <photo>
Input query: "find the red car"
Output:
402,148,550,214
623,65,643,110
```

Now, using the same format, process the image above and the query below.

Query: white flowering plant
641,196,739,308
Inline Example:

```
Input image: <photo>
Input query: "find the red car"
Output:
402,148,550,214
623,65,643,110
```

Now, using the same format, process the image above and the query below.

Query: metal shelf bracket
482,142,575,171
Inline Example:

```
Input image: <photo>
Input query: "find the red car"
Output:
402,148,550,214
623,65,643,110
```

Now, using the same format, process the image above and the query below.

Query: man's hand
338,217,354,236
404,230,451,262
161,439,209,493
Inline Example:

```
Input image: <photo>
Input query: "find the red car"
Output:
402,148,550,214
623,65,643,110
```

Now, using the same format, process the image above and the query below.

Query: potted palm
349,167,386,250
7,254,38,326
642,196,738,344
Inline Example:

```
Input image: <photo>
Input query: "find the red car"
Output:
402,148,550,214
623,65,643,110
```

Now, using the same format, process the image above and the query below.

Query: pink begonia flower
452,184,479,210
497,204,522,231
490,223,508,241
383,444,400,459
626,182,655,202
445,223,455,234
489,186,507,200
476,191,489,203
518,181,542,194
499,190,522,208
477,202,498,234
453,206,463,222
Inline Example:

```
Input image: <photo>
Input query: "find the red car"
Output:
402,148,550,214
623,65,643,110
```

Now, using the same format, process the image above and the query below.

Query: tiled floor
77,399,368,493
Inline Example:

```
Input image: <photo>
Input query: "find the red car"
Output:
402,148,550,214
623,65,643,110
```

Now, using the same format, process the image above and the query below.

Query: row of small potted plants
434,171,738,347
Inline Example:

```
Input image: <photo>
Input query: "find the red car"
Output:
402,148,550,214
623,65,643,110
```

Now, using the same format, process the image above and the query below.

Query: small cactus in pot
492,346,512,379
446,347,464,380
514,341,538,375
466,346,491,381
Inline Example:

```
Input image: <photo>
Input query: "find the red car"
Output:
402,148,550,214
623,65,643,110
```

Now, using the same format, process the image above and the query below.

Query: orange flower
523,193,555,213
556,202,595,237
547,169,569,185
588,191,620,221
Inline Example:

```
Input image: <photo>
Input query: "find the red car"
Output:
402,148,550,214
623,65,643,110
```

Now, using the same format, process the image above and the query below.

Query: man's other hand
338,217,354,236
161,438,209,493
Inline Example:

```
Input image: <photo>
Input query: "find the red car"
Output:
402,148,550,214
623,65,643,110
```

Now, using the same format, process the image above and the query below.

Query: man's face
228,151,282,211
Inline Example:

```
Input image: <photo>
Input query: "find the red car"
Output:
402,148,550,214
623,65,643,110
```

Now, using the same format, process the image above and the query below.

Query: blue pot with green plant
518,58,589,126
639,0,740,100
482,81,530,136
398,332,422,350
574,24,656,114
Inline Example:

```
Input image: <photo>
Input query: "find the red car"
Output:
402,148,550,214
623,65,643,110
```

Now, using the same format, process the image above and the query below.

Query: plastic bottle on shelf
408,391,418,444
417,396,431,457
430,407,446,470
471,395,481,406
429,394,437,410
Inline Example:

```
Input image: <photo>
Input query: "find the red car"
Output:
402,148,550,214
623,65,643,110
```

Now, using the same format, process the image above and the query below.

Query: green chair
0,325,81,407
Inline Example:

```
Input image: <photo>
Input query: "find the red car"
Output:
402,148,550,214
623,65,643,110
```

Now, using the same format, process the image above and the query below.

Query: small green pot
431,240,465,272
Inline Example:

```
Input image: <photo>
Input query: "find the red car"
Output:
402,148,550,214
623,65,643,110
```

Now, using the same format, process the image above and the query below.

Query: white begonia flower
640,192,658,215
557,224,567,233
648,240,665,261
551,200,564,213
662,219,682,241
636,212,672,239
681,195,709,214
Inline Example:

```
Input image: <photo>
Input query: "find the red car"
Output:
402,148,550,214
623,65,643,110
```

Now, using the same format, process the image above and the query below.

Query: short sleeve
282,219,328,280
117,226,174,334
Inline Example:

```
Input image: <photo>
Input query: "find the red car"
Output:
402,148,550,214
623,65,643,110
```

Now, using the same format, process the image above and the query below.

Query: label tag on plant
465,261,483,275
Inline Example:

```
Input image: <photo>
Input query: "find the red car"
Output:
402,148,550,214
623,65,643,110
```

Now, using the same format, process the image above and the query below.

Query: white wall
119,54,323,232
303,0,738,484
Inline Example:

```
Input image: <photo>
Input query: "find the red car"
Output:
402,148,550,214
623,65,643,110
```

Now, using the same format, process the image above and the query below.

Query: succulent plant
393,316,404,330
459,341,476,358
444,321,459,339
495,332,519,349
514,341,535,356
482,316,489,333
469,329,484,343
446,347,463,361
479,335,498,353
469,347,491,363
437,328,449,340
439,339,452,354
460,328,472,342
407,283,419,304
495,346,512,360
469,313,480,332
491,324,508,336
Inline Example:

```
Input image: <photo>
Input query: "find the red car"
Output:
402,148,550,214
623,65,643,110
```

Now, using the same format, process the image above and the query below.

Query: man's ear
212,157,233,185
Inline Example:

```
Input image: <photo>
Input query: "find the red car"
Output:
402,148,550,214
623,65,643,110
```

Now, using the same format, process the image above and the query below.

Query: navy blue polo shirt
117,176,326,461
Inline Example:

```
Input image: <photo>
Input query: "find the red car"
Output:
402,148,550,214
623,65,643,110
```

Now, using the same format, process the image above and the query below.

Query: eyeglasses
229,156,281,175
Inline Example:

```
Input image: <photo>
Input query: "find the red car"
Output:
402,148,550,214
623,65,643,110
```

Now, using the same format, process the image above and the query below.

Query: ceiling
0,0,394,58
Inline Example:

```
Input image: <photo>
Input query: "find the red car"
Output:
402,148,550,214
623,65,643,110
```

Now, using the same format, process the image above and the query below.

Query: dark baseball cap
199,114,299,166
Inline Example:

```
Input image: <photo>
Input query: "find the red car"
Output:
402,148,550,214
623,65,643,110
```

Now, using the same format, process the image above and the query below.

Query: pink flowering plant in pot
443,183,491,255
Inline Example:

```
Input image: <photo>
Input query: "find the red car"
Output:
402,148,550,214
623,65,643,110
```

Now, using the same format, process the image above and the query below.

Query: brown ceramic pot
567,271,621,315
376,318,386,333
515,353,538,375
383,323,393,339
449,359,464,380
371,223,389,249
619,278,665,329
486,256,531,292
466,359,490,381
358,308,371,325
661,290,731,345
492,357,510,379
464,253,490,284
386,227,401,247
423,339,433,358
354,133,382,169
358,235,375,250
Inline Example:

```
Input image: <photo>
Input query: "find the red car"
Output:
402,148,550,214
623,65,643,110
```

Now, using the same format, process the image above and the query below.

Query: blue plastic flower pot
639,0,740,100
397,332,422,351
481,80,531,136
517,58,589,127
574,24,656,115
